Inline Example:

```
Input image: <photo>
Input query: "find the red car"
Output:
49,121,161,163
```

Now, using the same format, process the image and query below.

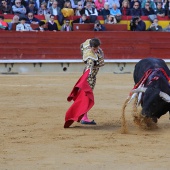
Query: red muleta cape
64,69,94,128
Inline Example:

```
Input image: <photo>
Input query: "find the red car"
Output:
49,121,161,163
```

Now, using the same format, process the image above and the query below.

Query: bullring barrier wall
0,31,170,73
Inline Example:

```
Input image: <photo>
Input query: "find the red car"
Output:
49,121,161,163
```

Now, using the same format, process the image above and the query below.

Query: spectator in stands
0,15,8,30
16,17,34,31
75,1,86,16
108,0,120,8
60,19,72,31
93,20,105,31
72,14,90,23
141,0,155,10
164,0,170,16
34,20,48,31
130,16,146,31
110,3,122,23
85,2,98,23
155,2,165,17
38,2,50,15
26,12,40,24
70,0,84,9
49,0,61,16
61,1,74,17
95,0,105,15
100,2,110,20
130,0,141,9
1,0,12,14
120,0,130,16
154,0,163,7
12,0,26,15
47,14,58,31
30,0,40,9
147,18,162,31
130,1,142,16
104,14,117,24
84,0,93,7
10,0,28,7
49,0,64,25
8,14,19,30
26,1,38,15
142,2,155,16
1,0,10,6
85,1,98,16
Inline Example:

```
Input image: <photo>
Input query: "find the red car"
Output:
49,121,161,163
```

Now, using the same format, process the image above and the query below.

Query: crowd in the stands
0,0,170,31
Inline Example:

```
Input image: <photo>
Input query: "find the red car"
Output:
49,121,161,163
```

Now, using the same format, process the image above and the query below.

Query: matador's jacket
80,39,105,90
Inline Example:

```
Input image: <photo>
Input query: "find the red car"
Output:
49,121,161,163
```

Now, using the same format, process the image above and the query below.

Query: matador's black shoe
80,120,96,125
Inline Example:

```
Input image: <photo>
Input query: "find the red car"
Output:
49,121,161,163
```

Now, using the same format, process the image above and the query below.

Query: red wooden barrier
0,31,170,60
73,23,127,31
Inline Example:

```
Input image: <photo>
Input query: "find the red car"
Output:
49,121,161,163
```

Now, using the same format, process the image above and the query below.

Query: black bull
132,58,170,121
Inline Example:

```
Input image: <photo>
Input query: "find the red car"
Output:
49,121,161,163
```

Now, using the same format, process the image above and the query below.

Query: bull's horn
131,87,147,94
159,91,170,103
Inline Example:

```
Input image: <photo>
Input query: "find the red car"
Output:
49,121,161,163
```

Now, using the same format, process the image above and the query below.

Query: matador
80,38,104,125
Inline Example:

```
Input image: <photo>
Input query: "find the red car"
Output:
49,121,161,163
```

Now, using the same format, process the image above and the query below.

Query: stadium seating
3,14,170,30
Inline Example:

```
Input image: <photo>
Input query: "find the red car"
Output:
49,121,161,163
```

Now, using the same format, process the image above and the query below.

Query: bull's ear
159,91,170,103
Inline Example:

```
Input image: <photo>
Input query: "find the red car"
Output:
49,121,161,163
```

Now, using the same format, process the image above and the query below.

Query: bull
131,58,170,123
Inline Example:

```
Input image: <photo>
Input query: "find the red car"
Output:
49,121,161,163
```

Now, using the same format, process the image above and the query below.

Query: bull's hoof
152,117,158,123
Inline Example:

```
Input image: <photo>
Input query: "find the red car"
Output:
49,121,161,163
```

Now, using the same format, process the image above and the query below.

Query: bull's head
132,87,170,118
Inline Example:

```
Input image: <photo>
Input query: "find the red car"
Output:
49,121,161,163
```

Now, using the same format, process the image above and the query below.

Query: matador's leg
81,59,98,125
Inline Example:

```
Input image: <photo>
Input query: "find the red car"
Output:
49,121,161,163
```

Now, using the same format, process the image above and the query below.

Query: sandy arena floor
0,72,170,170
